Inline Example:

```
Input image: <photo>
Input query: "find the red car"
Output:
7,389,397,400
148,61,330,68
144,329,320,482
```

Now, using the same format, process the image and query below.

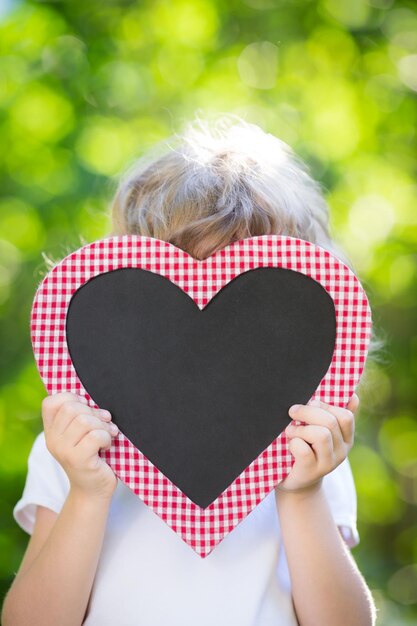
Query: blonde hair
108,112,385,363
40,112,384,364
109,112,351,265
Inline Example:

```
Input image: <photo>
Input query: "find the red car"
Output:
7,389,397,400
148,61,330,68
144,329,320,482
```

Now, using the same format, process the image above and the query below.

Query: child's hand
275,393,359,495
41,392,119,500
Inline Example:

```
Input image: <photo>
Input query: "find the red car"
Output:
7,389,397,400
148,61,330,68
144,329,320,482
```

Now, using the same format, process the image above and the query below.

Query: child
2,114,377,626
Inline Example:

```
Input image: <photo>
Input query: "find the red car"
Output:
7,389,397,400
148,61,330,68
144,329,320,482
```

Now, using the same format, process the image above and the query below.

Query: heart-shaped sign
30,235,372,557
66,265,337,509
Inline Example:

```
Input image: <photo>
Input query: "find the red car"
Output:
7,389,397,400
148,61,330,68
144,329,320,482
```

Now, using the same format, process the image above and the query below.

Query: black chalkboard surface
66,266,336,508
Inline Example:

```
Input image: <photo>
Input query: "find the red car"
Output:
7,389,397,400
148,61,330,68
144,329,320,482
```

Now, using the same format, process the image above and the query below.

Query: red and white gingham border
30,235,372,557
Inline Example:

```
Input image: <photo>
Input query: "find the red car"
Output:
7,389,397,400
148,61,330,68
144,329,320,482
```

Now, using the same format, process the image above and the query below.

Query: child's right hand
41,392,119,500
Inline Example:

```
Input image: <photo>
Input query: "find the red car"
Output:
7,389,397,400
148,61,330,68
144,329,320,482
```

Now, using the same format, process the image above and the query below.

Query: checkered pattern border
30,235,372,557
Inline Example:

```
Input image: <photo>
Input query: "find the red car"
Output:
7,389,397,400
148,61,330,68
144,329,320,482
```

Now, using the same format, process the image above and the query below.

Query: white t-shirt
13,431,359,626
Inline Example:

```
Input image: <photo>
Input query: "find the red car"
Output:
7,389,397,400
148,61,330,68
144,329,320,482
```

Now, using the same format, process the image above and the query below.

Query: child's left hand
275,393,360,494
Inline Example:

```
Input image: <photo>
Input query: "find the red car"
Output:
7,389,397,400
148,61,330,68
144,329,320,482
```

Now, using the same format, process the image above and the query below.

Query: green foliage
1,0,416,621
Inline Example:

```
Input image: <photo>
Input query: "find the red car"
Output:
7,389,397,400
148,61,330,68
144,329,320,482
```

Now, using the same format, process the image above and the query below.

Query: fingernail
309,399,321,407
78,396,88,405
289,404,301,414
286,424,296,433
110,423,119,435
99,409,112,419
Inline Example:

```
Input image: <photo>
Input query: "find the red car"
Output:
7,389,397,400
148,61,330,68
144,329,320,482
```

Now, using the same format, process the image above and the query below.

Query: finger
347,393,360,414
319,402,355,447
287,424,335,465
288,403,346,451
60,413,118,447
42,392,85,430
54,402,112,437
288,436,316,466
74,429,113,462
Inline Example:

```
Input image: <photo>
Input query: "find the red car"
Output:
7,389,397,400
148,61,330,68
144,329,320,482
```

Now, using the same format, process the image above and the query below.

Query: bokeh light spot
350,444,404,523
9,83,74,142
237,42,278,90
387,565,417,605
397,54,417,91
0,198,45,252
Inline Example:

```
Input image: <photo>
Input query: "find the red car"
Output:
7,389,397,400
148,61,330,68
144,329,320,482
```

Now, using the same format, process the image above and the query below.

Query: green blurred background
1,0,416,622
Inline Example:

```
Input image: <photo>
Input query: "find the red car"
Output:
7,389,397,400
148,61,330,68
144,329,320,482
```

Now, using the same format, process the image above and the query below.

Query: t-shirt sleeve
321,456,360,548
13,430,70,535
